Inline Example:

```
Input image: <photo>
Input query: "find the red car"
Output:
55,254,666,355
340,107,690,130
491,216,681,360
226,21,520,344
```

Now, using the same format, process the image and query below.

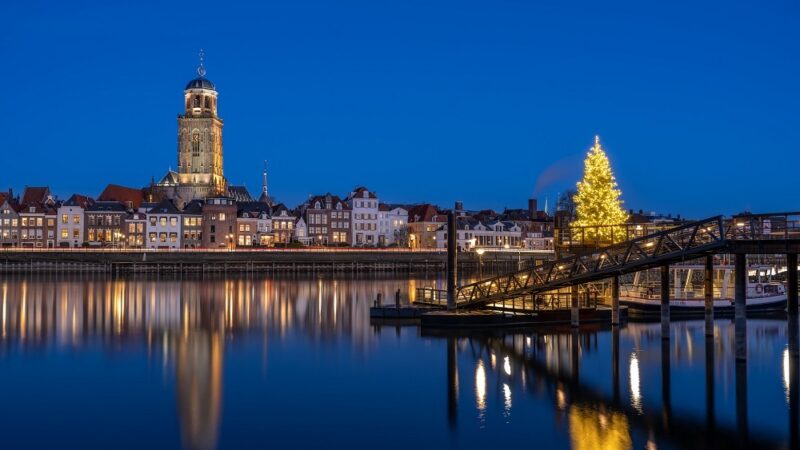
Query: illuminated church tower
175,50,227,202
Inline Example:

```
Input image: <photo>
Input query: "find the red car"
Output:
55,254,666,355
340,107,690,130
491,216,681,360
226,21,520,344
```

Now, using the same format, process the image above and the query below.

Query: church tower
176,50,227,202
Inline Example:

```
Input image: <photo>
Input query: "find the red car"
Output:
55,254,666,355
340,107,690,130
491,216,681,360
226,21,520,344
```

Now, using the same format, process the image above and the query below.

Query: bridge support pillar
788,253,798,315
571,285,580,327
704,255,714,337
446,211,457,311
734,253,747,362
661,265,670,340
611,275,620,326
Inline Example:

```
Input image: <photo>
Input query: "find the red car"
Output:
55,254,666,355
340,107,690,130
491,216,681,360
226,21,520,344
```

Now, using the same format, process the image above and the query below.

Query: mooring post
446,210,457,311
447,336,458,430
788,253,798,315
571,284,580,327
705,332,716,433
704,255,714,337
611,275,620,326
734,253,747,361
661,265,670,340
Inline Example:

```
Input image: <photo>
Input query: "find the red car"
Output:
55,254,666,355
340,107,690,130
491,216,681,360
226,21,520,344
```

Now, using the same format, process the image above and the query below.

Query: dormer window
336,203,342,210
314,202,321,209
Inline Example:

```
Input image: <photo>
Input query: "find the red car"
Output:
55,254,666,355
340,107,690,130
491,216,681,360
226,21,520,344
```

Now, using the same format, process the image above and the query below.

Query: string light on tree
571,136,629,243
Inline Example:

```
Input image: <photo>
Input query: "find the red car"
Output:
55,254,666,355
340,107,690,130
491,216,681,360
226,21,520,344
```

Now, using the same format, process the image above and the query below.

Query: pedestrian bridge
417,212,800,310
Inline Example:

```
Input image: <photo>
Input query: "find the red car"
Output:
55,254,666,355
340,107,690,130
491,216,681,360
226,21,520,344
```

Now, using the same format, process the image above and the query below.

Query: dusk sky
2,0,798,217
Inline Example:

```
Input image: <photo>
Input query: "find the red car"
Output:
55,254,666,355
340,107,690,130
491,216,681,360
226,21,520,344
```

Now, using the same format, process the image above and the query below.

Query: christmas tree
571,136,629,243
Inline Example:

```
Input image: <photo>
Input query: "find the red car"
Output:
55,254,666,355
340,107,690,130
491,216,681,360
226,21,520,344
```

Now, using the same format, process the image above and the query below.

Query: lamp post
476,248,485,279
226,233,234,250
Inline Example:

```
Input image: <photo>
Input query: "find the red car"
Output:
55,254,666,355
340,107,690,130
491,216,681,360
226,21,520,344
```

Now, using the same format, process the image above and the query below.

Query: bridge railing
725,212,800,241
556,222,684,249
454,216,727,308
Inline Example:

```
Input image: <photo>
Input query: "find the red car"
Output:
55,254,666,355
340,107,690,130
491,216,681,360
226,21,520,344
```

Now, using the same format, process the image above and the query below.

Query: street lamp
476,248,486,278
226,233,234,250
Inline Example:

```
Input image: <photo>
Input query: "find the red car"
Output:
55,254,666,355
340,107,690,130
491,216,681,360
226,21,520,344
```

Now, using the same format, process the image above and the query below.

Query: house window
170,217,177,227
73,215,80,224
61,214,68,224
61,229,68,239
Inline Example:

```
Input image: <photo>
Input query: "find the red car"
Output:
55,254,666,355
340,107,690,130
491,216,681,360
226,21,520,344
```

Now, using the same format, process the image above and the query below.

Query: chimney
454,201,463,212
528,198,537,218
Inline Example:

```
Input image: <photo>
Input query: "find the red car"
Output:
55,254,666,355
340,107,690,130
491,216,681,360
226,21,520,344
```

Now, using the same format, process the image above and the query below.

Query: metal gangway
418,212,800,310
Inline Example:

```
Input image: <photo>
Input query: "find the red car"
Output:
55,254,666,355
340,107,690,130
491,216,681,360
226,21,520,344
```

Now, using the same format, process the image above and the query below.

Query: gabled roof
63,194,93,208
348,186,377,200
182,199,204,215
227,185,254,202
147,199,181,215
257,191,273,205
407,204,440,222
308,193,351,211
157,170,180,186
87,201,128,213
21,186,51,207
98,184,145,209
237,201,271,218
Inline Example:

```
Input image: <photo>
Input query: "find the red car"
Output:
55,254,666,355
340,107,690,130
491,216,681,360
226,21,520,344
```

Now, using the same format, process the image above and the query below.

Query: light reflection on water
0,274,796,450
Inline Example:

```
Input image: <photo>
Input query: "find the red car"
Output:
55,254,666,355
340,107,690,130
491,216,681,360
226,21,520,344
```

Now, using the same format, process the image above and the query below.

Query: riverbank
0,248,553,273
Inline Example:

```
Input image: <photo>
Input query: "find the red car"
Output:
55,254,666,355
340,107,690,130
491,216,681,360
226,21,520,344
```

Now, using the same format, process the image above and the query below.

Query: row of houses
0,185,555,250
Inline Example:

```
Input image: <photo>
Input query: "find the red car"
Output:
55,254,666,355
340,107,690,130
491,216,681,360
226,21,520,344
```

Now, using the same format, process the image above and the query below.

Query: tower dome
185,77,215,91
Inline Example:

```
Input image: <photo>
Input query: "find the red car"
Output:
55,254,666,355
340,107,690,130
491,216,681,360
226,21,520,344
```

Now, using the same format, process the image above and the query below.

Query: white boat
620,263,787,317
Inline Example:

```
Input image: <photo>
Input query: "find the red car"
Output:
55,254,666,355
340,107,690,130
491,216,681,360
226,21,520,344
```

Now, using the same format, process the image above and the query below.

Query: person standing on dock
395,289,401,309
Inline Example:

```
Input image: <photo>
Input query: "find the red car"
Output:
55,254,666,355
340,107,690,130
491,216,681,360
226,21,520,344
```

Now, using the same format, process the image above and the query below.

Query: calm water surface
0,274,796,449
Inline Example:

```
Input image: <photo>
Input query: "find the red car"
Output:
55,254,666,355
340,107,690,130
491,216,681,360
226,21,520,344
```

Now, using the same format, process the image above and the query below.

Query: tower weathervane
197,49,207,78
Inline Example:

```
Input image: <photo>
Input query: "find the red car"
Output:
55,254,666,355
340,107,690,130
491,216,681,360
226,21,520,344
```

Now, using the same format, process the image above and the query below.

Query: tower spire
262,161,268,196
197,49,206,78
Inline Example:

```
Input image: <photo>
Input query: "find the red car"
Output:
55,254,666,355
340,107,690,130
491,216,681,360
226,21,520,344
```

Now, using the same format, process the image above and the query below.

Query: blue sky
1,0,798,217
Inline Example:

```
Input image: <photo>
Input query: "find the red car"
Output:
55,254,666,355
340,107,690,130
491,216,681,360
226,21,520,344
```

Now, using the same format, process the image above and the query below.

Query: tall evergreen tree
572,136,628,242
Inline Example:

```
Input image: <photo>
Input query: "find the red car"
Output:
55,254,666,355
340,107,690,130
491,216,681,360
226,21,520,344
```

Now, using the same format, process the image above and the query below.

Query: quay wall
0,249,553,274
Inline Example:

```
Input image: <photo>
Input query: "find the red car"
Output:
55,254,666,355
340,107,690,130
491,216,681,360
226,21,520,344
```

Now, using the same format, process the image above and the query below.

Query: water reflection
0,273,417,450
0,274,795,450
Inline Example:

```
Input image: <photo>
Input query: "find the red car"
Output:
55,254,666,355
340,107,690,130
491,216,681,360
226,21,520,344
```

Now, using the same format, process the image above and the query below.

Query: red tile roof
407,204,440,222
21,186,50,206
98,184,145,209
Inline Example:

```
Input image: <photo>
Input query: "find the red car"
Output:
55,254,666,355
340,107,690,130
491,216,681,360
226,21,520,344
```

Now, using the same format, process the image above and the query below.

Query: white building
347,187,380,246
146,200,182,249
378,204,408,246
294,217,310,244
57,194,91,247
435,219,523,250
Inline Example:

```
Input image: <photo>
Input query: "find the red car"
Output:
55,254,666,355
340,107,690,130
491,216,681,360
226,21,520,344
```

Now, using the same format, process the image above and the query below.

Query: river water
0,274,795,449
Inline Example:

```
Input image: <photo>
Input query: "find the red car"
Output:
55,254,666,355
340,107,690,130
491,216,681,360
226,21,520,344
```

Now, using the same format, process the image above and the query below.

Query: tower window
205,97,211,108
193,96,200,107
192,131,200,156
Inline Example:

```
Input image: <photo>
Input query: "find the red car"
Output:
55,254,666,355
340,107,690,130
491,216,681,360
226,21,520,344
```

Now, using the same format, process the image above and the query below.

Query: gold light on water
630,352,642,413
475,359,487,412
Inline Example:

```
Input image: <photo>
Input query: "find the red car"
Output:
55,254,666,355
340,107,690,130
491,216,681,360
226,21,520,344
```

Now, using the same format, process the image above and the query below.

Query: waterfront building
57,194,92,247
236,202,271,246
202,197,237,248
85,201,128,246
346,187,379,246
377,204,408,247
0,192,20,247
270,204,296,244
181,200,204,248
407,204,445,249
434,218,523,251
294,217,309,244
17,187,57,248
304,194,351,245
125,212,147,248
146,199,182,249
